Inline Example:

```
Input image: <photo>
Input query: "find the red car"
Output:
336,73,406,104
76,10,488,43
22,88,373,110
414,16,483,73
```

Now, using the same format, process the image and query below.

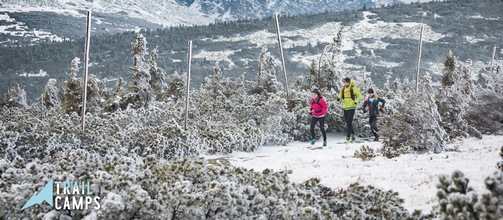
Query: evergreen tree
252,46,282,95
441,50,456,87
148,45,166,98
69,57,80,79
465,53,503,134
437,51,479,141
317,28,344,92
381,74,446,157
40,78,61,109
1,83,28,108
163,72,186,103
85,74,108,114
61,58,83,114
121,33,154,109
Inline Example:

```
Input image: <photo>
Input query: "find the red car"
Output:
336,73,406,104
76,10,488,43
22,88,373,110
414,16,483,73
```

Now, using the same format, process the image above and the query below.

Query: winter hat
343,77,351,83
311,88,321,97
367,88,374,93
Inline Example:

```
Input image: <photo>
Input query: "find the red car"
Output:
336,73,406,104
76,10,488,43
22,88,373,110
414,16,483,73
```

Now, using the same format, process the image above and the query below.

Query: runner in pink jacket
310,89,328,146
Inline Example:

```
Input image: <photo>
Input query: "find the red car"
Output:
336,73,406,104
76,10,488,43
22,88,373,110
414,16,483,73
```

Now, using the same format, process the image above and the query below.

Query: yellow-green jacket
337,80,361,110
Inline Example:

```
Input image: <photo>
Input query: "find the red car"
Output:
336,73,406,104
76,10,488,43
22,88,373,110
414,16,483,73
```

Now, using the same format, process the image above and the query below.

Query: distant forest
1,0,502,103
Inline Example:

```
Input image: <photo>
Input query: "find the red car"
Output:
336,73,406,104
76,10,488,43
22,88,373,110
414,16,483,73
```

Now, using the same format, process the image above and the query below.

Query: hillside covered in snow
1,0,502,103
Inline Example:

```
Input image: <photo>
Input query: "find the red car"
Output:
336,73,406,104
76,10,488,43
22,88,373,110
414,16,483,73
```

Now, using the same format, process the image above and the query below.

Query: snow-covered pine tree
1,83,28,108
69,57,80,79
317,27,344,93
162,71,186,103
120,33,154,109
252,46,282,95
381,74,446,157
61,57,83,114
40,78,61,109
148,45,166,98
465,52,503,134
105,77,124,112
436,51,478,141
410,74,447,152
441,50,456,87
84,74,108,114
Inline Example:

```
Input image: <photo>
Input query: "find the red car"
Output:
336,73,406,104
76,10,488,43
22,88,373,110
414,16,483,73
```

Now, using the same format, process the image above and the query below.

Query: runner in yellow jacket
337,78,362,142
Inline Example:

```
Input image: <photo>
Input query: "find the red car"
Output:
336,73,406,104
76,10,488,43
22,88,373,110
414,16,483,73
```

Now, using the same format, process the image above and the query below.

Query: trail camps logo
21,180,101,211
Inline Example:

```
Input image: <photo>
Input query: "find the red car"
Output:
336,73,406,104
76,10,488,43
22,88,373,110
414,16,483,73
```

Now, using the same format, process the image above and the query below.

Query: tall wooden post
415,25,424,93
81,11,92,130
274,14,290,109
184,41,192,130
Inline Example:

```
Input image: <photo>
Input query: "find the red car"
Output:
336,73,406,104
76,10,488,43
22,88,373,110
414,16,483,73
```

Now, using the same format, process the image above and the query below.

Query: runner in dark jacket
362,88,385,141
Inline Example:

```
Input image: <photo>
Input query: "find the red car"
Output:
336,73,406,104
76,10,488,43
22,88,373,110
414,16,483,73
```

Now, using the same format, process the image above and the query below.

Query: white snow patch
465,36,484,44
374,60,403,68
0,12,63,43
18,70,49,77
1,1,212,27
43,210,60,220
0,159,8,170
193,49,240,68
205,133,503,213
466,15,500,21
216,10,443,56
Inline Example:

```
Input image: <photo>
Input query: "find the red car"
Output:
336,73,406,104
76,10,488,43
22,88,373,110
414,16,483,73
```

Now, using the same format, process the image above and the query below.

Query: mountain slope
1,0,502,103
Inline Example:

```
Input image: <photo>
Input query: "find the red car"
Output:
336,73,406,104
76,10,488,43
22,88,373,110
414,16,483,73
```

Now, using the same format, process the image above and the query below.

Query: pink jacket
310,98,328,117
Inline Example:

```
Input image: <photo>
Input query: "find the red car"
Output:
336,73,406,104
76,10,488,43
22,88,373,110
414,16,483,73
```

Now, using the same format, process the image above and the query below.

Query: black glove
363,110,367,114
315,110,322,113
336,98,340,102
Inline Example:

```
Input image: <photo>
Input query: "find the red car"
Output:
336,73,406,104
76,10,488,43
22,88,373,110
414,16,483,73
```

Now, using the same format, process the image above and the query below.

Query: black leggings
310,116,327,141
343,109,355,137
369,115,378,135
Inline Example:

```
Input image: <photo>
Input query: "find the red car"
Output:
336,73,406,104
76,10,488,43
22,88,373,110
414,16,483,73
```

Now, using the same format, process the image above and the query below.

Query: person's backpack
341,86,355,100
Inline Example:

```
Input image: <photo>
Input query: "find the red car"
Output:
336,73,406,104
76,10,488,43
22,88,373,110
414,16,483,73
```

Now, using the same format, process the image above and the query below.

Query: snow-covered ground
205,132,503,214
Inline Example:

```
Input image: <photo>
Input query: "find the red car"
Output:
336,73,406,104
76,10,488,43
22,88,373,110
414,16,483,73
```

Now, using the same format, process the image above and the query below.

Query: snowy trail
204,133,503,213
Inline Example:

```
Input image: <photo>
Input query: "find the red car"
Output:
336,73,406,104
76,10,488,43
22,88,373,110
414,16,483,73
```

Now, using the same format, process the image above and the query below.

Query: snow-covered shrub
161,71,186,103
333,183,424,219
191,63,294,151
61,76,83,115
436,170,503,219
436,170,478,219
464,55,503,135
499,147,503,172
465,89,503,135
197,119,263,154
354,145,377,161
1,154,421,219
